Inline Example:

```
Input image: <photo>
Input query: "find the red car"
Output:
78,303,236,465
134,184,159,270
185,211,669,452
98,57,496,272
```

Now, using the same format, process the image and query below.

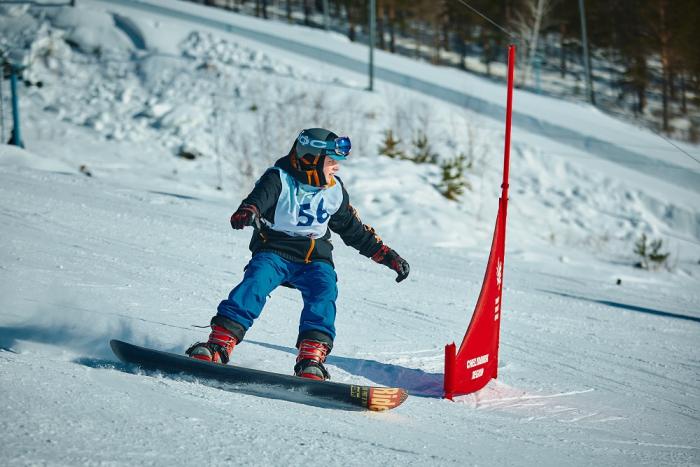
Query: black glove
372,245,410,283
230,204,259,230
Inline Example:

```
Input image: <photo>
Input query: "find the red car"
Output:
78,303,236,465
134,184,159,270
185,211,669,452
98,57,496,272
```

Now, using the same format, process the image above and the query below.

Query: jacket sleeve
240,169,282,216
328,180,384,258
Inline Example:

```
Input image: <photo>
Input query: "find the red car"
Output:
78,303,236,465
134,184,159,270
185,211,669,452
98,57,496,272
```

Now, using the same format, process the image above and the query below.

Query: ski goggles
297,134,352,160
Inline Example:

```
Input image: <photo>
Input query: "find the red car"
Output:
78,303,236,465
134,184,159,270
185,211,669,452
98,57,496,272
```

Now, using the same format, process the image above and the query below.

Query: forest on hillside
190,0,700,142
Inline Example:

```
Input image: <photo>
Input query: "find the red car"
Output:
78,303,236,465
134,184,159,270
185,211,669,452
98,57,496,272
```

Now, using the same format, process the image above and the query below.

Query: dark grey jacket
240,157,384,267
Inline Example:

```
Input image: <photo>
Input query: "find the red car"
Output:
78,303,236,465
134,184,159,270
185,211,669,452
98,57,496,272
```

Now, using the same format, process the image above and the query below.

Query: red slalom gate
443,45,515,400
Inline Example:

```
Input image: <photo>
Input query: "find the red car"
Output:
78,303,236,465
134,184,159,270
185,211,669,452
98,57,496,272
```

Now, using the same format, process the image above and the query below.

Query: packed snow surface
1,1,698,466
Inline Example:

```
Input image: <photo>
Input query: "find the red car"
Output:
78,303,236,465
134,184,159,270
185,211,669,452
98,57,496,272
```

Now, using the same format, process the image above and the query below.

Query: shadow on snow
247,339,444,398
540,290,700,324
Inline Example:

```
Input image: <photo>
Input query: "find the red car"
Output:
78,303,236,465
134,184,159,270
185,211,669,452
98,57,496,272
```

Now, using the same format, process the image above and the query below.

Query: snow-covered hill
1,2,698,465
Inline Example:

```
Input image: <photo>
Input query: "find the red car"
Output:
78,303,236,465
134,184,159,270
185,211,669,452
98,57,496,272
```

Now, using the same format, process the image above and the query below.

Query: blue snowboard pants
217,252,338,343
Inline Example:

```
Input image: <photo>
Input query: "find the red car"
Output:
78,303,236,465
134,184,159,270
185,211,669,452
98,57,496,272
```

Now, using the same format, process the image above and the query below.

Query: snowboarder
186,128,410,380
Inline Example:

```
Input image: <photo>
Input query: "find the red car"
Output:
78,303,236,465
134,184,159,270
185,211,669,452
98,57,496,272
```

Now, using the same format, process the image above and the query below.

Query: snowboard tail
110,340,407,411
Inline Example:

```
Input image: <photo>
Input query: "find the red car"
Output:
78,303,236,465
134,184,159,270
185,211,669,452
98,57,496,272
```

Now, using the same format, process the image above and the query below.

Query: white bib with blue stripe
267,168,343,239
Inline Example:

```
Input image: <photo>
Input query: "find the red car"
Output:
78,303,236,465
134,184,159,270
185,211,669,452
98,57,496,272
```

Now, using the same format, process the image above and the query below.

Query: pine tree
378,129,406,159
438,153,470,201
634,233,670,270
411,130,438,164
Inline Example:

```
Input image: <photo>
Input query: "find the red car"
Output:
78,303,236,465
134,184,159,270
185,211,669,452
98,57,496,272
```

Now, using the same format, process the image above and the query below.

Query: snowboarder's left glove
372,245,410,283
230,204,259,230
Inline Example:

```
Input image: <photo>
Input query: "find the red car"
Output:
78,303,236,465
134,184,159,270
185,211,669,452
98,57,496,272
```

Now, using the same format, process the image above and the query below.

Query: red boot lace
296,340,329,365
295,340,331,379
207,325,237,363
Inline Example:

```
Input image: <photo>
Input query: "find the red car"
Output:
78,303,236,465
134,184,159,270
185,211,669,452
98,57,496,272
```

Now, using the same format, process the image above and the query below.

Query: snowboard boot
294,339,330,381
186,325,238,364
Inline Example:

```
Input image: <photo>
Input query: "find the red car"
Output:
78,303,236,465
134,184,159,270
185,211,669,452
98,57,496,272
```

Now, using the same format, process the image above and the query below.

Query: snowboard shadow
247,340,444,398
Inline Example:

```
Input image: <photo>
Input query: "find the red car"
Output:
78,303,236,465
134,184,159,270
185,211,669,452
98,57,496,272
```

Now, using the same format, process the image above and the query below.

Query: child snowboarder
186,128,410,380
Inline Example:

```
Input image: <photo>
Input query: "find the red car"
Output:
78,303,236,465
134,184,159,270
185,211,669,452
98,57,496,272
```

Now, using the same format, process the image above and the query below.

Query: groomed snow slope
1,148,698,466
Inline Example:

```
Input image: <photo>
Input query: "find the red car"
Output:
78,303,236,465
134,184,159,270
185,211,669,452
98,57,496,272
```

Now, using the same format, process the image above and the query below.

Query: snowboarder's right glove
230,204,259,230
372,245,410,283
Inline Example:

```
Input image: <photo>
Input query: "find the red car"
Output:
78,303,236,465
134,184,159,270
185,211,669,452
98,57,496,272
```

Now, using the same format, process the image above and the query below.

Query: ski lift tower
0,0,75,147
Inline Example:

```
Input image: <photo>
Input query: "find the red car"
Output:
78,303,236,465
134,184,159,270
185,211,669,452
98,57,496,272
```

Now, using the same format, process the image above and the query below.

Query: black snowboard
110,340,408,411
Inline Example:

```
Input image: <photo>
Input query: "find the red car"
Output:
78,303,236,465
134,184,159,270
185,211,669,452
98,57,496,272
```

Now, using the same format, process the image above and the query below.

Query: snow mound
0,144,74,173
47,6,134,55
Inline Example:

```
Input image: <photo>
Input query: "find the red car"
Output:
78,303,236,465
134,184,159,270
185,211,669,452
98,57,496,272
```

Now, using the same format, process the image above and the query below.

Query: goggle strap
297,133,351,158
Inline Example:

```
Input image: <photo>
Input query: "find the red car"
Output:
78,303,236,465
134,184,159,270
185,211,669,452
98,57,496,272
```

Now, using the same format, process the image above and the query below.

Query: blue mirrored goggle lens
334,137,351,156
328,136,352,160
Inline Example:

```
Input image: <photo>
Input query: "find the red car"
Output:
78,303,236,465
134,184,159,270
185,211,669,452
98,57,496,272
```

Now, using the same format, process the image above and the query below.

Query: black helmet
287,128,351,187
294,128,352,161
